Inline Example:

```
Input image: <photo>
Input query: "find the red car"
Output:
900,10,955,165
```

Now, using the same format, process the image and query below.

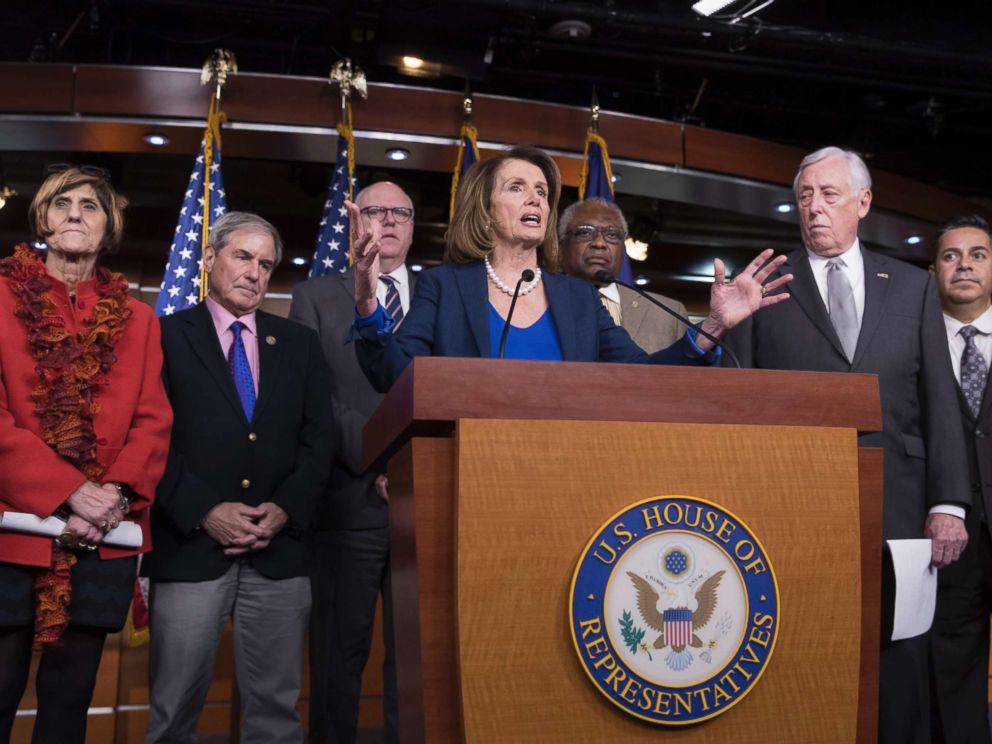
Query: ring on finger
99,520,109,530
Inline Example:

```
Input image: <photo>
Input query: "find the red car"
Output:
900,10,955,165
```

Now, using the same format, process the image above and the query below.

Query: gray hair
793,146,872,196
558,198,629,241
207,211,284,266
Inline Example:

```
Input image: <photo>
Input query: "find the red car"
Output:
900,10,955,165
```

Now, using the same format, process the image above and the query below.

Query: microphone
498,269,536,360
593,270,740,369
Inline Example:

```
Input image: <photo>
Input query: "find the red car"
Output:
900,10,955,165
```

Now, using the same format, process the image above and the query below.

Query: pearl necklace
485,256,543,297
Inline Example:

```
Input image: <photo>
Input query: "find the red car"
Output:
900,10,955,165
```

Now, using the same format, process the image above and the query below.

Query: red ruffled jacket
0,256,172,567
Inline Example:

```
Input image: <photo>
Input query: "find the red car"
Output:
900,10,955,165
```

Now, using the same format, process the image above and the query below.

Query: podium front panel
455,419,862,744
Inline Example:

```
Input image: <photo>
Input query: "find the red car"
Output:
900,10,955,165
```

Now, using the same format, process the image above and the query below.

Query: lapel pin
631,300,639,308
877,273,889,279
266,335,277,346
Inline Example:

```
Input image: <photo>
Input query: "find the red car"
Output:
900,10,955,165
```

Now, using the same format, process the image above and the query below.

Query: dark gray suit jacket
289,270,414,530
725,246,970,540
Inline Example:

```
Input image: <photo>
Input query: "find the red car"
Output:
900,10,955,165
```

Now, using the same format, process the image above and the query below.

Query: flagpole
197,50,236,300
450,89,479,220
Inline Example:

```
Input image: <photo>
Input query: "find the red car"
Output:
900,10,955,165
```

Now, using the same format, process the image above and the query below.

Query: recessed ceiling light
386,148,410,161
144,133,170,146
402,56,424,69
775,202,795,214
904,234,923,245
692,0,738,16
634,276,650,286
410,263,424,272
611,172,622,185
291,256,307,266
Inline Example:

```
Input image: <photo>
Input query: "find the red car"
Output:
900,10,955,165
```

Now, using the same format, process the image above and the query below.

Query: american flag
309,124,355,278
154,141,227,316
663,608,694,648
580,129,633,284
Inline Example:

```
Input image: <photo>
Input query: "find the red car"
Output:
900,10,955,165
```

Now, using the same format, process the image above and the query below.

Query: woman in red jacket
0,165,172,744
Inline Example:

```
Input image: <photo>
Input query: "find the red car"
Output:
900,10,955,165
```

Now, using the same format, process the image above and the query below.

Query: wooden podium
364,358,883,744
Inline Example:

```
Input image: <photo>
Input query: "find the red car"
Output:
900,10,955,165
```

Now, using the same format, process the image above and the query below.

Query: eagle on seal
626,570,724,671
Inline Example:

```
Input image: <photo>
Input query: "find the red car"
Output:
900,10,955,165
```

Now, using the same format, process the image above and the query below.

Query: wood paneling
0,63,75,113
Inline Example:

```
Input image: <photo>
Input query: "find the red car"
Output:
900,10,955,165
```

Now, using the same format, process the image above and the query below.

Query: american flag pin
266,335,277,346
877,273,889,279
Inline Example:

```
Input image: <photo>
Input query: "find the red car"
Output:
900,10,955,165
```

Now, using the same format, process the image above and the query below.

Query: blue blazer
355,260,712,393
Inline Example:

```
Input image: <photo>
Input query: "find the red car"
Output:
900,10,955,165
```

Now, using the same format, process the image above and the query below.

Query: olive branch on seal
619,610,653,661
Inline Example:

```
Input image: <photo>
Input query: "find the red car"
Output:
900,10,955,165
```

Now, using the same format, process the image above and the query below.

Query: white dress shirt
376,264,411,314
806,238,866,325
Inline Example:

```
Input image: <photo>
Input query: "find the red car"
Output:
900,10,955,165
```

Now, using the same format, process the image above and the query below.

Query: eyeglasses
46,163,111,182
360,206,414,224
569,224,625,244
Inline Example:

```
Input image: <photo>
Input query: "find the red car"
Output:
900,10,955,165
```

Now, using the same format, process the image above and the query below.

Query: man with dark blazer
144,212,333,744
929,214,992,744
289,181,414,744
725,146,970,744
560,198,688,351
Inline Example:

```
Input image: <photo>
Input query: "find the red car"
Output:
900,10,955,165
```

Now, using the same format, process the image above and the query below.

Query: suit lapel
183,303,245,421
618,285,649,339
785,249,848,361
253,310,284,424
453,262,491,357
545,272,578,360
851,249,891,368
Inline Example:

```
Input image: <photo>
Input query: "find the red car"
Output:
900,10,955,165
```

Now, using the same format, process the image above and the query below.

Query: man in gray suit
560,198,687,351
929,214,992,744
289,181,414,744
725,146,969,744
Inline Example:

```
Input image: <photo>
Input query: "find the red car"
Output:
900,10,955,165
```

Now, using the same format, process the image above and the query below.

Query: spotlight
401,56,424,69
624,237,649,262
386,148,410,161
774,202,795,214
144,133,170,146
634,276,650,286
904,234,923,246
291,257,307,266
410,263,424,273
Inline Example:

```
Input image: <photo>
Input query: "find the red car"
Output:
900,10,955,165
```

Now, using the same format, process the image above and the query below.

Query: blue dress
487,304,563,361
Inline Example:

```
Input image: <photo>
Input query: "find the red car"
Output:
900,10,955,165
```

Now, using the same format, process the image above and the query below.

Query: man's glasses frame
569,224,626,245
360,206,415,224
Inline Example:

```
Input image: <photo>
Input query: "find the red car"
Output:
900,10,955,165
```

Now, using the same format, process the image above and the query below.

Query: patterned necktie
380,275,404,328
228,320,256,420
600,294,623,326
960,325,988,418
826,258,859,362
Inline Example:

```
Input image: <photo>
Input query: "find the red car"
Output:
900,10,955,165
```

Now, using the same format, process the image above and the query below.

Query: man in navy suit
929,214,992,744
145,212,333,744
725,146,970,744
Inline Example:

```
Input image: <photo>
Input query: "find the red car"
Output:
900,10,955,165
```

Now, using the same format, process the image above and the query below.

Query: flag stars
332,222,345,234
173,266,188,278
179,248,193,261
185,293,198,305
185,229,198,242
167,285,181,298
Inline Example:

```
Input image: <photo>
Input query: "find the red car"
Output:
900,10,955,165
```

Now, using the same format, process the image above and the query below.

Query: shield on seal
663,607,693,648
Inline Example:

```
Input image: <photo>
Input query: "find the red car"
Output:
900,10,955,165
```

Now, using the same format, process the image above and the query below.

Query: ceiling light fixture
402,56,424,69
904,234,923,246
291,256,307,266
410,264,424,273
634,276,650,286
624,237,649,262
774,202,795,214
386,148,410,161
691,0,739,17
144,132,170,146
611,172,622,185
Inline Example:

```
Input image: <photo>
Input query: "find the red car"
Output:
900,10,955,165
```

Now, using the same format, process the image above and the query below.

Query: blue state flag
309,123,356,278
579,130,633,284
155,123,227,317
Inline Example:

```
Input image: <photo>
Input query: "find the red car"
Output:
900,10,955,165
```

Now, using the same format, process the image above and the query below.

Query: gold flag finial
462,81,473,125
201,49,238,102
0,185,16,210
590,88,601,133
329,59,368,120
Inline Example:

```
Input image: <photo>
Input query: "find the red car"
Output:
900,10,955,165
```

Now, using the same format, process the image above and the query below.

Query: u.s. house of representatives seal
569,495,779,725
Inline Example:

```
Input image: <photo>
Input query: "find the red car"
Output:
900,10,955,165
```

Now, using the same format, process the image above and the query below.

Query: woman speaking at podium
349,145,791,393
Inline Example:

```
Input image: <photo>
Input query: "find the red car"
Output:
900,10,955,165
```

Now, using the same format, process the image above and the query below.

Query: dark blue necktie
228,320,256,420
380,275,404,328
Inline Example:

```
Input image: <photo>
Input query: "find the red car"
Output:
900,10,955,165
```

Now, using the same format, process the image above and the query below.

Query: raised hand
698,249,793,344
346,199,383,316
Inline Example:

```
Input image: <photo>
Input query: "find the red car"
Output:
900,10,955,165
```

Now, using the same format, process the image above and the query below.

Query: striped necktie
228,320,256,420
600,294,623,326
380,275,404,328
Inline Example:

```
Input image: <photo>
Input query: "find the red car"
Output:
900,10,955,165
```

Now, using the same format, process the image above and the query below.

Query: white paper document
0,511,143,549
886,538,937,642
